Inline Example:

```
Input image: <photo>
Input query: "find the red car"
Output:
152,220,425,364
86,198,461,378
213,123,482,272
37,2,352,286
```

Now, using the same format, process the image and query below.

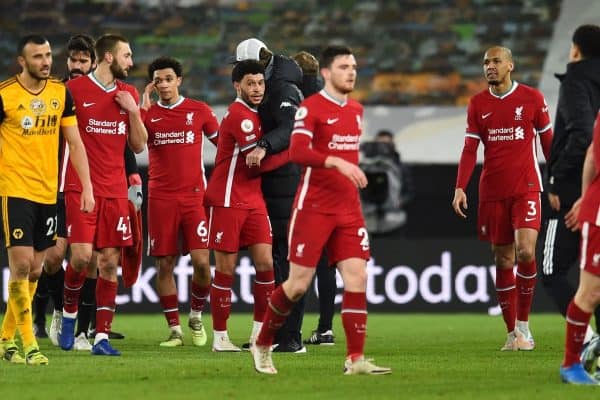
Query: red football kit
579,113,600,273
205,98,287,252
456,82,553,244
288,89,370,266
145,96,218,255
64,73,137,247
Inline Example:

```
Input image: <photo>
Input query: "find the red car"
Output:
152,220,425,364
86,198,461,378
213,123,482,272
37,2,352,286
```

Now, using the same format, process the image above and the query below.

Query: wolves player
452,46,553,351
204,60,287,352
142,56,218,347
252,46,391,375
0,34,94,365
59,34,147,356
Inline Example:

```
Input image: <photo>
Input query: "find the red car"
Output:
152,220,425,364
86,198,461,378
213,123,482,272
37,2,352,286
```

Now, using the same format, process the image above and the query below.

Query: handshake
127,173,143,211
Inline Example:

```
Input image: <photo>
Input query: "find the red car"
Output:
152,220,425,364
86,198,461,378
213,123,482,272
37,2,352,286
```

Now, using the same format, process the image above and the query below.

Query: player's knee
192,264,211,284
71,252,92,271
29,268,42,281
286,282,309,301
515,247,535,263
494,254,514,269
10,257,34,279
44,252,64,274
254,259,273,272
99,263,117,279
156,256,176,276
575,288,600,311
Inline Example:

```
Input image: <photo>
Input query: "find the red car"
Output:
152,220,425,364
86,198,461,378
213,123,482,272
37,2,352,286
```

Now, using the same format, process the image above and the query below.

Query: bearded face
110,57,128,79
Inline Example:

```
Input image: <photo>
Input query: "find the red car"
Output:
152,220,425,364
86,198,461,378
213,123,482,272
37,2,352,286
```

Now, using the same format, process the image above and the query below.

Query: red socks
495,267,516,332
253,270,274,322
210,271,233,331
95,277,117,335
63,262,86,314
341,291,367,361
516,259,537,322
159,294,179,327
190,281,209,313
256,286,295,347
563,301,591,367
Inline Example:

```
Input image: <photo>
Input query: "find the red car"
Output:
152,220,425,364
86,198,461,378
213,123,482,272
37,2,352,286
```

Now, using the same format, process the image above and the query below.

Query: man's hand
325,156,367,188
565,197,582,231
115,90,139,114
80,186,95,213
128,173,143,211
548,192,561,211
141,82,155,111
246,147,266,168
452,188,468,218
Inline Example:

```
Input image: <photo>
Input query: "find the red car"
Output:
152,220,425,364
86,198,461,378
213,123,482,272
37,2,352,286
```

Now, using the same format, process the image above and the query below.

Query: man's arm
62,124,94,212
260,84,303,154
202,104,220,146
289,133,367,188
452,135,479,218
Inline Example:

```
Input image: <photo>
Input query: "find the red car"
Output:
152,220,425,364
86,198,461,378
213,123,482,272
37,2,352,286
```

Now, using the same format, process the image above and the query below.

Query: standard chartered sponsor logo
328,134,360,150
153,130,190,145
86,118,127,135
487,126,524,141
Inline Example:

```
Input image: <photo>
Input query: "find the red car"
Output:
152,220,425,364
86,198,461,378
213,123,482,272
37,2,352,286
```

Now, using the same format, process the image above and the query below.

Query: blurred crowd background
0,0,560,106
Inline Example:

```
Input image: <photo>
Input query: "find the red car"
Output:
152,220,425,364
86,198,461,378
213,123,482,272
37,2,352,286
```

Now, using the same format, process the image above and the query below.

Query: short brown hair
95,33,128,62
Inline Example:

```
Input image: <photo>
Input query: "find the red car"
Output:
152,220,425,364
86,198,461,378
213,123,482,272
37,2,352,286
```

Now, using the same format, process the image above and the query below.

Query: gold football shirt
0,76,76,204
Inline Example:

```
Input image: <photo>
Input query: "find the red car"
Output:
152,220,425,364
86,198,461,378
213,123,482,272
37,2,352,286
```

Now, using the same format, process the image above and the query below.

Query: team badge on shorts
12,228,23,239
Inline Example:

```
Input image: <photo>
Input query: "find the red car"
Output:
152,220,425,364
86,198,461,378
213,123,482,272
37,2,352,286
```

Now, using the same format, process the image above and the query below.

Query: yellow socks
6,280,37,349
1,280,37,342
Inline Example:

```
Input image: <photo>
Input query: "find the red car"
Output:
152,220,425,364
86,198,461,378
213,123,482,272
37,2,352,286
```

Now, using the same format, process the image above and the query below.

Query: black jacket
258,55,304,229
547,57,600,207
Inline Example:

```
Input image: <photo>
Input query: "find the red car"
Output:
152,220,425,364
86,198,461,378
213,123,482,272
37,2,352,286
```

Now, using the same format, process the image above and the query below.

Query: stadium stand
0,0,561,105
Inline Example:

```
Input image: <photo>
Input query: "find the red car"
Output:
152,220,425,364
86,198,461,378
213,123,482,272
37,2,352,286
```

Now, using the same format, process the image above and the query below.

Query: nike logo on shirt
482,112,492,119
150,118,162,122
327,118,339,125
83,102,95,107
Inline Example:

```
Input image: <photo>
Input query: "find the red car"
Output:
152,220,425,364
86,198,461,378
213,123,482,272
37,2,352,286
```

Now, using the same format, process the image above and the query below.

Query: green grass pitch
0,313,597,399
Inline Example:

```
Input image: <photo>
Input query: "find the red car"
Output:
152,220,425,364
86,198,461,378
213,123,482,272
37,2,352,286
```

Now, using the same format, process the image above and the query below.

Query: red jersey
204,98,265,210
465,82,552,201
145,96,218,198
291,90,363,214
579,112,600,226
64,73,139,198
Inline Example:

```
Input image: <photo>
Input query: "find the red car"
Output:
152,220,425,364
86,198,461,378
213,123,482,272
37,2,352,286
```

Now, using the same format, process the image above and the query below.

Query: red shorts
65,192,132,249
478,192,541,245
148,196,208,256
288,208,370,267
207,206,271,252
580,222,600,274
